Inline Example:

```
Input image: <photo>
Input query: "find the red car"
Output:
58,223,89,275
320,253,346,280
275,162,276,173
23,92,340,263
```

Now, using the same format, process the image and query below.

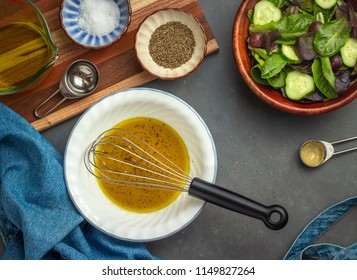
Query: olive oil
0,22,50,91
95,117,190,213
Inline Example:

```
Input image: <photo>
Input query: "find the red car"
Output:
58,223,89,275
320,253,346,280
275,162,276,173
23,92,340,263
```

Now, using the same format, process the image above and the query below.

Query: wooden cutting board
0,0,219,132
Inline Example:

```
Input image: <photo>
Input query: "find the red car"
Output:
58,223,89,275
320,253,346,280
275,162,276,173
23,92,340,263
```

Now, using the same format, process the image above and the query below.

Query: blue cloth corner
0,103,156,260
284,196,357,260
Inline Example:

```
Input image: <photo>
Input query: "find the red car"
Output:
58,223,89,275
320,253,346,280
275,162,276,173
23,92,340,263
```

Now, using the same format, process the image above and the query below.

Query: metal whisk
85,128,288,230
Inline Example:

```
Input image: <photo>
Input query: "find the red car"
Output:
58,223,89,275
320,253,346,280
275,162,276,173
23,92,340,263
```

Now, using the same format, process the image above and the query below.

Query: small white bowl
60,0,131,49
135,9,207,80
64,88,217,241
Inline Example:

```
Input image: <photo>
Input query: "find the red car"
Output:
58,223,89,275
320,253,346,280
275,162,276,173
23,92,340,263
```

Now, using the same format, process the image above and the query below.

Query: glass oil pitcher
0,0,59,95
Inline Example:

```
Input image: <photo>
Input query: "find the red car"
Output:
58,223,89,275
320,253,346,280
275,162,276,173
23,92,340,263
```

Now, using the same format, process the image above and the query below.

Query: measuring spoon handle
331,136,357,145
34,88,67,119
330,136,357,155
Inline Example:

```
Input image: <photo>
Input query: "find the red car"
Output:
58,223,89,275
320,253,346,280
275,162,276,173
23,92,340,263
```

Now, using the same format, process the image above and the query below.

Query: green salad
247,0,357,102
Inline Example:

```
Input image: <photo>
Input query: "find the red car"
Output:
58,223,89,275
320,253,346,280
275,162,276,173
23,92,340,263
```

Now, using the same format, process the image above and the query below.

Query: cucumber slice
252,1,282,26
281,45,302,64
285,71,315,100
340,38,357,67
315,0,337,10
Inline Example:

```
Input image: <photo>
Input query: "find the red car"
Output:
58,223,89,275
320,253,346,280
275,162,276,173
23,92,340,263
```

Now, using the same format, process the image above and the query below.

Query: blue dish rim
60,0,132,49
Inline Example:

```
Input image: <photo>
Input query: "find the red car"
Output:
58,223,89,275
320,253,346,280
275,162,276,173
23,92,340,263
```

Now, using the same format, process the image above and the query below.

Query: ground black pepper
149,21,196,69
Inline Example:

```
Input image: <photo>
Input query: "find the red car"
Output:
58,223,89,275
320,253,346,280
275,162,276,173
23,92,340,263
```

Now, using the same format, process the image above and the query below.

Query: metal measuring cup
34,59,99,119
300,136,357,167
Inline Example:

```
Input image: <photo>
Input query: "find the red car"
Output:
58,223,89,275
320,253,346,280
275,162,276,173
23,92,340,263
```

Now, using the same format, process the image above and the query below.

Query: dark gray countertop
1,0,357,260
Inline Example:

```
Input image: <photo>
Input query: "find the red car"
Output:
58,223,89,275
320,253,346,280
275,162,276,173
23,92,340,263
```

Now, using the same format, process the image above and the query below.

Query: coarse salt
78,0,120,36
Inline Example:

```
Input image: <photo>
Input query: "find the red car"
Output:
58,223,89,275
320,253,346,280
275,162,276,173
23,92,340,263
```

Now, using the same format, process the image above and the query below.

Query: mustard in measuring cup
300,136,357,167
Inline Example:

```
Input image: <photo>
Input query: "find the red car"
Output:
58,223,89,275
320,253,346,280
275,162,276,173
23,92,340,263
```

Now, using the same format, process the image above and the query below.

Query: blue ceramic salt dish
60,0,131,49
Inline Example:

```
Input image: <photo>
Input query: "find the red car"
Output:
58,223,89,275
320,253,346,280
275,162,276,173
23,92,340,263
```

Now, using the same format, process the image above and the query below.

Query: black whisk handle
189,178,288,230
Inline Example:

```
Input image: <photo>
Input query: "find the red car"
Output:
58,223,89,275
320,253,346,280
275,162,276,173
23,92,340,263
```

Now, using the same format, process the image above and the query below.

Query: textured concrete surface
1,0,357,260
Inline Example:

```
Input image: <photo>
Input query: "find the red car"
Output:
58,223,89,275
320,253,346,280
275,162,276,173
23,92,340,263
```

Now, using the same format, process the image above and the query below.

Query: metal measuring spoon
34,59,99,119
300,136,357,167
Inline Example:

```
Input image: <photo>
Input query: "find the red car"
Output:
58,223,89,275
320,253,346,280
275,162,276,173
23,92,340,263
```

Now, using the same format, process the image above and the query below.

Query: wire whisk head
84,128,192,192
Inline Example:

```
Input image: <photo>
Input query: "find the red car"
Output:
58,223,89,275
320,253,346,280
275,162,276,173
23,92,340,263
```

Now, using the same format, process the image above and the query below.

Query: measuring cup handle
189,178,288,230
34,88,67,119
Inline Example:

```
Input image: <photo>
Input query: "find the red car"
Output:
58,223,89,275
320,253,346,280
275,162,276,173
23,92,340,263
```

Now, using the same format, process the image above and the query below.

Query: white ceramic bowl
135,9,207,80
64,88,217,241
60,0,131,49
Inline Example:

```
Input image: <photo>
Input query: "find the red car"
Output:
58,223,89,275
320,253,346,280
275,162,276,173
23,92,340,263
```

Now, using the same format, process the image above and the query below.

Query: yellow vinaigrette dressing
95,117,190,213
0,22,51,91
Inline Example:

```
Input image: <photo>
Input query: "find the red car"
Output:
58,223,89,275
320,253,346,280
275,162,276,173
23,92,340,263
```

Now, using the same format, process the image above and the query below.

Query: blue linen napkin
284,196,357,260
0,102,156,260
